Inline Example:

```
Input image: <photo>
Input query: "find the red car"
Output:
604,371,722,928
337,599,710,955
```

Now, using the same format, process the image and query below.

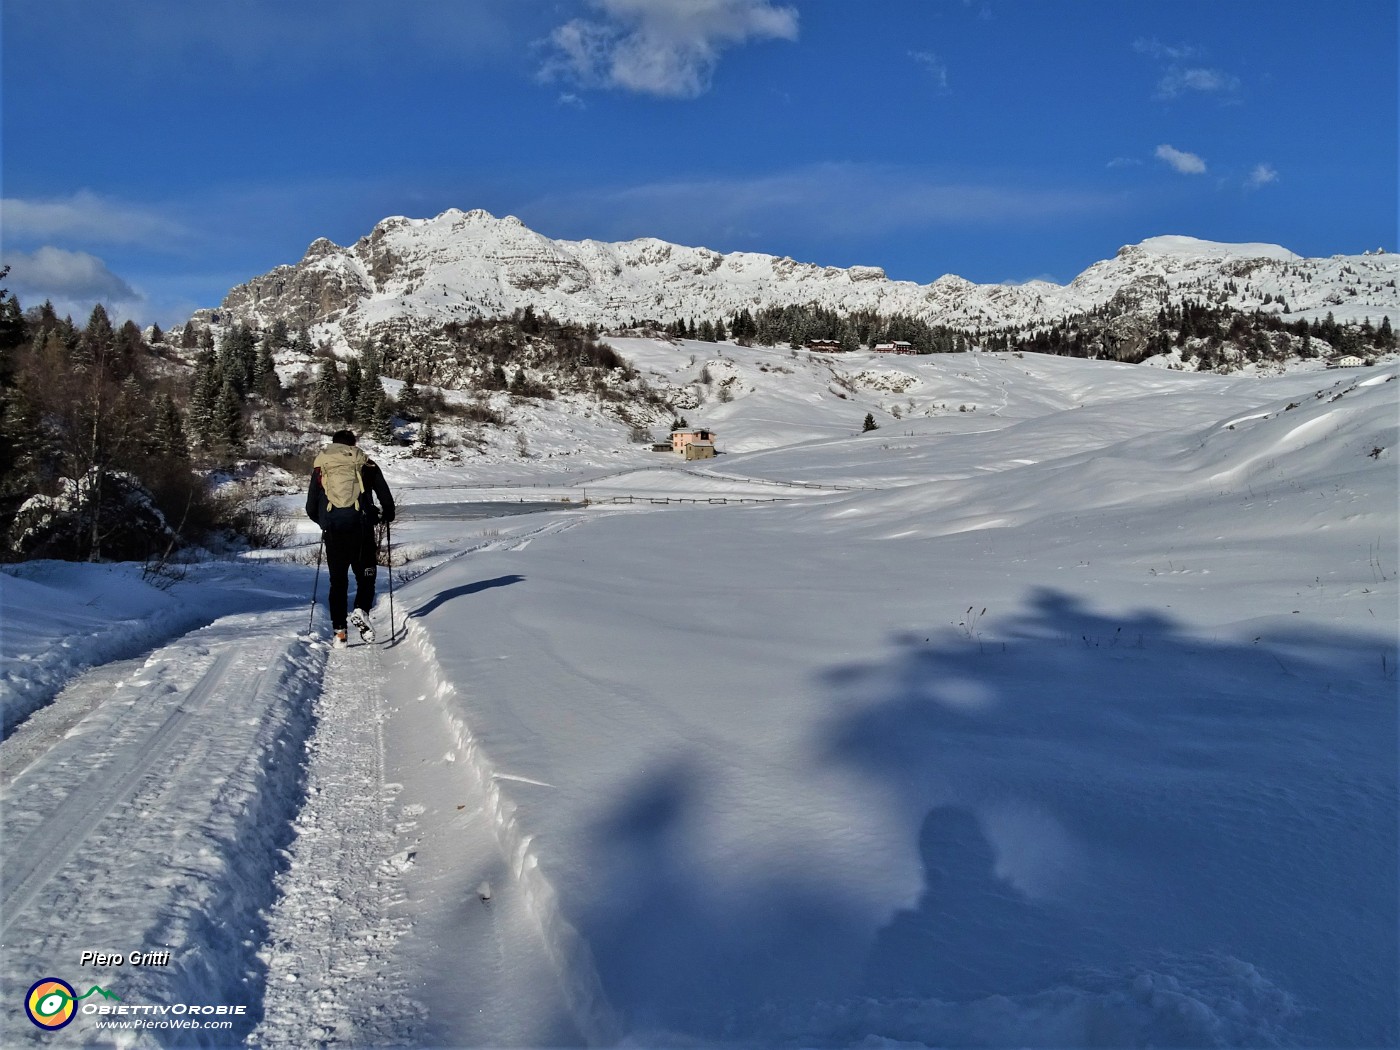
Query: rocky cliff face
217,237,371,327
194,209,1400,349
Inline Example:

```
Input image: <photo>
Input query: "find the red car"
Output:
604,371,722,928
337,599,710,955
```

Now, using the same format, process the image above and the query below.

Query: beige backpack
314,444,368,530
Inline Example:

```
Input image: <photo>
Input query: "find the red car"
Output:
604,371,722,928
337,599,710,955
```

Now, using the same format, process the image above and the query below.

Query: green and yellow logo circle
26,978,78,1030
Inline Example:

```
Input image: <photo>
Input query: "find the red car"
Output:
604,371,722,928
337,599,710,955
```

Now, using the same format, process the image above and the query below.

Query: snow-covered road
0,522,592,1049
2,603,321,1047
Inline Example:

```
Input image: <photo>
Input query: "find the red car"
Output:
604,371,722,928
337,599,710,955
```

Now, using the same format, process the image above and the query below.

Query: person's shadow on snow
407,575,524,619
825,585,1396,1041
863,806,1068,1002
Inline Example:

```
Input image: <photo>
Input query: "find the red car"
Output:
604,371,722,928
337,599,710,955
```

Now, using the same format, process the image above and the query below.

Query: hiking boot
333,629,348,649
350,608,375,644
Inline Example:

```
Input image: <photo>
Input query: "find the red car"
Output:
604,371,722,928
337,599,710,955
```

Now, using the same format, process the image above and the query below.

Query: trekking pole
385,521,396,643
308,532,324,634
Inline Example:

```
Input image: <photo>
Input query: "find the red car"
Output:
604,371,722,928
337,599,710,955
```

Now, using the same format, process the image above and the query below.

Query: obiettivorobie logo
25,978,120,1031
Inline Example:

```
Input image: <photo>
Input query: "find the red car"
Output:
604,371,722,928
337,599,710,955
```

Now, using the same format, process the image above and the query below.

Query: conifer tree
354,358,381,428
343,357,362,415
839,322,860,353
862,412,879,432
311,360,342,423
76,304,115,374
188,349,222,449
218,324,257,393
397,377,421,419
731,309,757,342
213,379,245,459
254,338,282,401
372,391,393,443
117,375,151,450
0,360,46,517
0,274,38,517
152,393,188,457
114,321,145,379
360,336,381,376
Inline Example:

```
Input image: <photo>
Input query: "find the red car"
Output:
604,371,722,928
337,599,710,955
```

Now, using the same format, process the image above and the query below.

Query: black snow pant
324,526,378,630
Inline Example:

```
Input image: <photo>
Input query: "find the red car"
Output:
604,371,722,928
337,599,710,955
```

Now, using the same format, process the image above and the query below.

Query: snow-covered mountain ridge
202,209,1399,344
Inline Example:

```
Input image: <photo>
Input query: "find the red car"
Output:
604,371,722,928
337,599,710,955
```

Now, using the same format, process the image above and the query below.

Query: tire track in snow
967,350,1011,416
1,650,239,935
0,653,150,790
505,516,582,551
0,613,322,1048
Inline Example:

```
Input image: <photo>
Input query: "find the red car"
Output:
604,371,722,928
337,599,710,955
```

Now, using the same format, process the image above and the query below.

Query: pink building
671,427,717,455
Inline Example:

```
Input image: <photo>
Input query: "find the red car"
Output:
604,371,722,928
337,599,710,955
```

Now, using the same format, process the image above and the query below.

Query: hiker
306,429,395,647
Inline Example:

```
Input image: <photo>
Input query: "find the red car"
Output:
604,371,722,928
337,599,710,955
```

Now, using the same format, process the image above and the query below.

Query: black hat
331,429,357,446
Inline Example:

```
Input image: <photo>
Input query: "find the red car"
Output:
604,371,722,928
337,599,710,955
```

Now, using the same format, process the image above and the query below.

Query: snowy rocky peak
1075,235,1303,295
203,209,1400,345
1123,235,1301,262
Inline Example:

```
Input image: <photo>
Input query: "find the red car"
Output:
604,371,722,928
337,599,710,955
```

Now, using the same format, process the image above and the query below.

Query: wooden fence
592,495,794,506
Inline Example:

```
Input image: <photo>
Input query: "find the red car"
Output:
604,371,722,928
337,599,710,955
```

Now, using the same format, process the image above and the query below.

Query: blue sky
3,0,1396,326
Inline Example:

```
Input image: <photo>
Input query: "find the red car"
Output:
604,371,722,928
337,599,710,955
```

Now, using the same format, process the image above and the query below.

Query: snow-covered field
2,347,1396,1048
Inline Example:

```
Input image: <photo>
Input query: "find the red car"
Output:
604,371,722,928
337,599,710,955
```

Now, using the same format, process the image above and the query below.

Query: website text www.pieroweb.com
25,976,245,1035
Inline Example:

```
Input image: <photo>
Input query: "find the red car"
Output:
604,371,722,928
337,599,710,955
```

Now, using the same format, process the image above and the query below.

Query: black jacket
305,458,396,529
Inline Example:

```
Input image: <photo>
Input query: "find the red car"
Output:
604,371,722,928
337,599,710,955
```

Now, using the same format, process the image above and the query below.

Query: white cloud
1156,65,1241,99
0,246,206,327
1134,38,1240,101
1155,144,1207,175
1246,163,1279,189
1,246,142,313
910,51,950,93
540,0,799,98
1,191,185,247
1132,37,1200,62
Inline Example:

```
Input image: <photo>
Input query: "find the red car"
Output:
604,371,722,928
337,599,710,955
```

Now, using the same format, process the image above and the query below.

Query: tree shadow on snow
573,756,874,1043
570,587,1396,1048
